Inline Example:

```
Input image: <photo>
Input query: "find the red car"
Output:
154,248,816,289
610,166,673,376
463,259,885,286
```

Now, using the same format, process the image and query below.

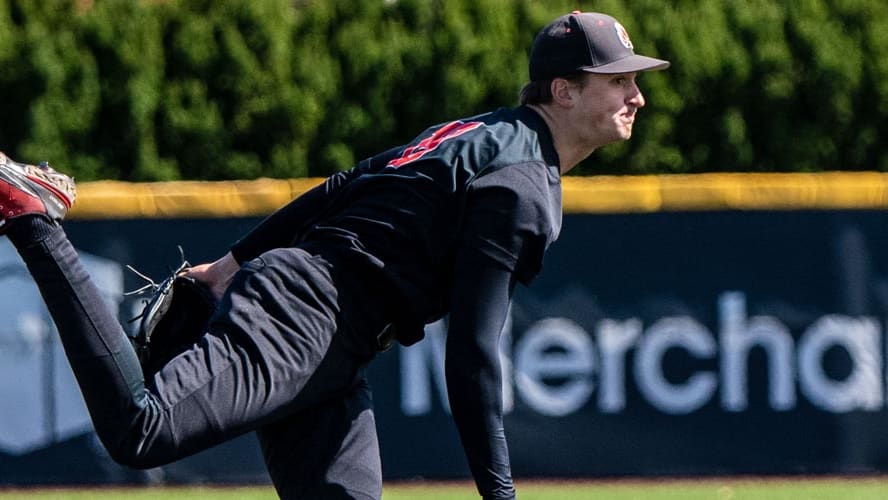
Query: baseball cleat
0,151,76,234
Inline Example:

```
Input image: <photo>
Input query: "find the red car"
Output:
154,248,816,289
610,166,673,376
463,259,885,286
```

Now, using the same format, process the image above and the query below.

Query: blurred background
2,0,888,491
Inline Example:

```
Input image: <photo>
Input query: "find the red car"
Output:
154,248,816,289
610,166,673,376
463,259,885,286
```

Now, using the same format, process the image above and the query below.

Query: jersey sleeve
229,146,403,263
460,162,561,285
446,245,518,500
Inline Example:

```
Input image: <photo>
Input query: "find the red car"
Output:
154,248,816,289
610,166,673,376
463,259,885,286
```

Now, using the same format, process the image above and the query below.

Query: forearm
446,252,517,500
446,350,515,500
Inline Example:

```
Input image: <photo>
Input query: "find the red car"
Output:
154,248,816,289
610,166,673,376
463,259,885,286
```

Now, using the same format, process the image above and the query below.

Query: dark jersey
231,106,562,340
229,105,562,500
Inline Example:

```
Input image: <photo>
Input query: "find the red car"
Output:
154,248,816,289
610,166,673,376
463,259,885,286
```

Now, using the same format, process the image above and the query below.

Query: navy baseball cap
529,11,670,80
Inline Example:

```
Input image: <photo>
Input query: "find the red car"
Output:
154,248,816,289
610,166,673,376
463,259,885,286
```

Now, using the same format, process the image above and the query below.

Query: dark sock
6,214,59,247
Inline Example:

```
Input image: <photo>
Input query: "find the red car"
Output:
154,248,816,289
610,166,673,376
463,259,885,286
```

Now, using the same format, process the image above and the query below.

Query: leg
0,154,384,484
8,218,152,461
7,218,367,468
259,377,382,500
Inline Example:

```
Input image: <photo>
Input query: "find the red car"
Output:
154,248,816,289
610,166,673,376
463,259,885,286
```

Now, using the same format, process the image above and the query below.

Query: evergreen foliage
0,0,884,180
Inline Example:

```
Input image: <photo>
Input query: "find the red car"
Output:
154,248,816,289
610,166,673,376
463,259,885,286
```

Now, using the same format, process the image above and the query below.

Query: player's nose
628,82,646,108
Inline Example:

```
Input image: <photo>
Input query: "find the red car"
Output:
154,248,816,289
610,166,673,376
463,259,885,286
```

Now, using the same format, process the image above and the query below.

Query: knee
93,408,171,470
101,432,166,470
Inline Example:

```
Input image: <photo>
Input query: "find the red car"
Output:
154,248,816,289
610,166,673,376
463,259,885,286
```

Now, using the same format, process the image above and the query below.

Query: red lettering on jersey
387,120,483,168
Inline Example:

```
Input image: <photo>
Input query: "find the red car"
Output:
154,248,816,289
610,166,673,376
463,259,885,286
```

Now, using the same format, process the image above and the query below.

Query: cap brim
581,54,670,74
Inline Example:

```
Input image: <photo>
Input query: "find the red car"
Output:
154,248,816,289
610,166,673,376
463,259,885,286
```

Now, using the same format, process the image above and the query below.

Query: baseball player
0,11,668,500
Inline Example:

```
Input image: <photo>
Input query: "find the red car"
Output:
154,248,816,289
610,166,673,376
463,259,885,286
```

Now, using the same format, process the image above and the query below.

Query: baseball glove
126,248,217,376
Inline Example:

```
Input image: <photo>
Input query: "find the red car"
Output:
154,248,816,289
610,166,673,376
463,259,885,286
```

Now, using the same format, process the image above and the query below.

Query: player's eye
612,75,638,88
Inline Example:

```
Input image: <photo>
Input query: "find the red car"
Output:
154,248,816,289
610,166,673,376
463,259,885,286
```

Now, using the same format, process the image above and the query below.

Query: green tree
0,0,885,180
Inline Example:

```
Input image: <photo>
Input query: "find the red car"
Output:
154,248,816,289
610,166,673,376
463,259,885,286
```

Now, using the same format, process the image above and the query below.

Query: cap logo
614,21,634,49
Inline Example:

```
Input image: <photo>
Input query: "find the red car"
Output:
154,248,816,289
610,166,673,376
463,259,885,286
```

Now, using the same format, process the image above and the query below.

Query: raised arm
188,148,406,297
230,145,404,263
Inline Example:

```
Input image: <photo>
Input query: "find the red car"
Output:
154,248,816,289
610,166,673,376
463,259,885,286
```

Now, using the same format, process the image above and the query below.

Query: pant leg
258,376,382,500
8,221,153,463
248,252,388,500
7,220,368,469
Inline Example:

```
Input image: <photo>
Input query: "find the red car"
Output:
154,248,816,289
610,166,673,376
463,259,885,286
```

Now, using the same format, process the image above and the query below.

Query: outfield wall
4,173,888,484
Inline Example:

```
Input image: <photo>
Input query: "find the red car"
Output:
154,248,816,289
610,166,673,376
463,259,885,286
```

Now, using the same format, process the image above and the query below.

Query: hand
184,252,240,300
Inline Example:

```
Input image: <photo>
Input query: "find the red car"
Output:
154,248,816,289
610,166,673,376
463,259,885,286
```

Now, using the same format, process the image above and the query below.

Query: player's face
569,72,646,147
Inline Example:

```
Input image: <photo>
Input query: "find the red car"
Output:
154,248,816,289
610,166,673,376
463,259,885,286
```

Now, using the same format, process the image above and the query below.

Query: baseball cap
529,11,670,81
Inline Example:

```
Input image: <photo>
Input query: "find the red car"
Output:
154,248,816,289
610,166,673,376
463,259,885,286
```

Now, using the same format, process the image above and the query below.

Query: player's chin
600,125,633,145
622,122,636,139
618,127,633,141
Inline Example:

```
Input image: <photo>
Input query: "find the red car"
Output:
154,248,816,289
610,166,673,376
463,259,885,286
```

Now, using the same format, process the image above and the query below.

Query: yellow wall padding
561,172,888,213
71,178,324,219
68,172,888,220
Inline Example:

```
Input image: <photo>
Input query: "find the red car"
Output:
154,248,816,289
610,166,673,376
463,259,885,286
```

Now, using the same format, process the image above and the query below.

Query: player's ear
550,77,577,108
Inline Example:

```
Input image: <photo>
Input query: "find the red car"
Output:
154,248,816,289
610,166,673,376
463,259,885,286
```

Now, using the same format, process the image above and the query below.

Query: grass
387,478,888,500
0,477,886,499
